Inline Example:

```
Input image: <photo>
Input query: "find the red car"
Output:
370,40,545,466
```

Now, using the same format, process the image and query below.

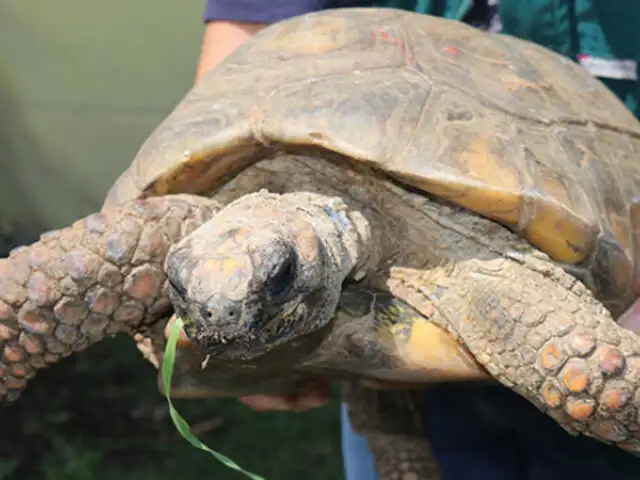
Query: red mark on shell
442,45,460,56
371,28,405,50
369,27,410,64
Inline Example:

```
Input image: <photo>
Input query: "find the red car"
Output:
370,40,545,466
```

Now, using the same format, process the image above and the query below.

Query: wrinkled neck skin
220,188,380,287
296,193,377,284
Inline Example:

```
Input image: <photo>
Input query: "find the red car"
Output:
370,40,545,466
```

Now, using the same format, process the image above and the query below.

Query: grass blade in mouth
162,317,266,480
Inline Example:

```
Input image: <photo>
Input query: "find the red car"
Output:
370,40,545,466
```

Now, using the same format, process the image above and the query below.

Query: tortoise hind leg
0,194,219,402
344,381,442,480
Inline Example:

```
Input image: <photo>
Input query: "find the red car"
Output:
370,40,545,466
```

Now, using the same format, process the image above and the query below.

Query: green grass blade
162,317,266,480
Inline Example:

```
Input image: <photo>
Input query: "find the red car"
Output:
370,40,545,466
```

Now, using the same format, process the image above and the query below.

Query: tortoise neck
297,193,381,282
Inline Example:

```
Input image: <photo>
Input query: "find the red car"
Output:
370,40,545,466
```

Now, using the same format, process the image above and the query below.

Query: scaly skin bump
0,194,219,402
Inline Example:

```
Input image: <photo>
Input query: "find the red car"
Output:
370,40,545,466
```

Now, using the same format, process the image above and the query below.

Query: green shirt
374,0,640,118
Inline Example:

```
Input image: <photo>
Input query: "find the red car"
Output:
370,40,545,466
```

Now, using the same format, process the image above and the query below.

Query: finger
288,387,331,411
239,385,331,412
239,394,293,412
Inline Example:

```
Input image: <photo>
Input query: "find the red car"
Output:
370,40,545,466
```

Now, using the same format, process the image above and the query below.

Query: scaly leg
0,194,220,402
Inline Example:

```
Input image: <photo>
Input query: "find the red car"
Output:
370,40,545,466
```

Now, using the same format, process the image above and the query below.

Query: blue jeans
341,402,379,479
341,383,640,480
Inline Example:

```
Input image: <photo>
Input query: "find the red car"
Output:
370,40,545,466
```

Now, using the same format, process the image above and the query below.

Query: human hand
239,383,331,412
196,21,266,82
238,378,419,413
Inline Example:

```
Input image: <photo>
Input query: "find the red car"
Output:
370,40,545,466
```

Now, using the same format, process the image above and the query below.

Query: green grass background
0,336,342,480
0,1,343,478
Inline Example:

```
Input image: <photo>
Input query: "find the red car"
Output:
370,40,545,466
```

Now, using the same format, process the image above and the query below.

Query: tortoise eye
268,256,297,300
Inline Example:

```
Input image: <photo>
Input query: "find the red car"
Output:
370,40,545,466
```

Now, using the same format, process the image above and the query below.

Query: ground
0,235,343,480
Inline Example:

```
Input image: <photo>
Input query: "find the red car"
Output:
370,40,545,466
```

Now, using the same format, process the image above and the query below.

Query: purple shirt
203,0,368,23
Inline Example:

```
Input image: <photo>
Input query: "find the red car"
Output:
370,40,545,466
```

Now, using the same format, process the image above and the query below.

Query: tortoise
3,6,640,478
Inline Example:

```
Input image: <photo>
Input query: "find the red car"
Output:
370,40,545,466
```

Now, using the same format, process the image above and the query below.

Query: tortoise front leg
400,245,640,455
0,194,220,402
344,382,442,480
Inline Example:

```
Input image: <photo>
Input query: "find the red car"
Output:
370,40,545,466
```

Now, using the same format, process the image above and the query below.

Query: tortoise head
164,191,351,360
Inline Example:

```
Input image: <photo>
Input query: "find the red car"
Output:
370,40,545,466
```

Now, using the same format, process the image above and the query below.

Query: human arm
195,0,366,81
195,21,265,82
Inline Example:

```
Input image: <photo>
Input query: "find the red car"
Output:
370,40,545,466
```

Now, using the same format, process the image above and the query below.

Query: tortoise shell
104,8,640,313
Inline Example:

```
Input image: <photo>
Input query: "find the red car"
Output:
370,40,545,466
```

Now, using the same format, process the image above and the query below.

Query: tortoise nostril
223,305,241,322
203,295,243,325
